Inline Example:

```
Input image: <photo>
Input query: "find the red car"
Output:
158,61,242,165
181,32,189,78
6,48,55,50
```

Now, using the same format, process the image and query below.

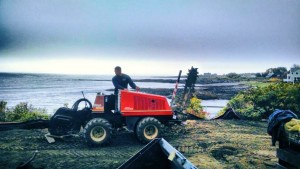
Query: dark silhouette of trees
262,67,287,78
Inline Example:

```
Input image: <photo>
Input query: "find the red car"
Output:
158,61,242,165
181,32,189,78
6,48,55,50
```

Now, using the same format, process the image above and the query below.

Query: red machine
48,89,180,146
80,90,177,146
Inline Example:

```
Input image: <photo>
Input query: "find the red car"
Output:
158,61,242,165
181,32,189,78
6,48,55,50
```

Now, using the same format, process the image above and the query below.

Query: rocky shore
106,83,249,100
195,83,249,100
110,77,251,100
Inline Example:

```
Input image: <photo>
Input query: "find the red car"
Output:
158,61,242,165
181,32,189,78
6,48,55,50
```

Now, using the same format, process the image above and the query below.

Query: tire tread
83,118,112,147
136,117,163,144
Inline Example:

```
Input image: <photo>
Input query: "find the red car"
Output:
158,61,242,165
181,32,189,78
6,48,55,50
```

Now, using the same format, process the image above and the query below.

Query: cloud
0,0,299,74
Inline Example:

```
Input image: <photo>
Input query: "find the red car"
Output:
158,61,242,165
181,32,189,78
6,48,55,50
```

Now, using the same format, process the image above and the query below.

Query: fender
125,117,140,131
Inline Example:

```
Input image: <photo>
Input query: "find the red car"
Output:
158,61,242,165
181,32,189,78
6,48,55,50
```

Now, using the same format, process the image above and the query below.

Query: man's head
114,66,122,76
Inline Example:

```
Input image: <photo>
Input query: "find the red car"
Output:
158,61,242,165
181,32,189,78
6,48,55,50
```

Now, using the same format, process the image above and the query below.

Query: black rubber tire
83,118,112,147
135,117,162,144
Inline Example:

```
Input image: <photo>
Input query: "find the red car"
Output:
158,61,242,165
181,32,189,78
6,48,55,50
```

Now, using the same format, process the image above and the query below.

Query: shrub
268,78,281,83
5,102,49,122
216,107,227,117
226,73,241,79
226,83,300,120
186,96,208,119
0,101,7,121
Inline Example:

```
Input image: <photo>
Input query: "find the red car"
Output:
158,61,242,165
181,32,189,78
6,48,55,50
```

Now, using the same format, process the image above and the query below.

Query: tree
273,67,287,78
0,101,6,121
255,73,262,77
262,67,287,78
261,69,271,77
291,64,300,69
226,72,241,79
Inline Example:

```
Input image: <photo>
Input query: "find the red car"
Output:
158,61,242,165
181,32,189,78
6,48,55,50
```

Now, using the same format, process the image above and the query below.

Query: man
112,66,140,95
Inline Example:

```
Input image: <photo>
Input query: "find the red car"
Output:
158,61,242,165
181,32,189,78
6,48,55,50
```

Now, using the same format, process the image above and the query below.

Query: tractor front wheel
136,117,162,144
83,118,112,146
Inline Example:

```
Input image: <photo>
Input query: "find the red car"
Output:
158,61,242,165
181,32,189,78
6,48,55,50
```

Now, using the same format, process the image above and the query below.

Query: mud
0,120,277,169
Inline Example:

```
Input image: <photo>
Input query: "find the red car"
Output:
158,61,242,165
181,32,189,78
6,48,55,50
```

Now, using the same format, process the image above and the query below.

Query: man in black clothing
112,66,140,94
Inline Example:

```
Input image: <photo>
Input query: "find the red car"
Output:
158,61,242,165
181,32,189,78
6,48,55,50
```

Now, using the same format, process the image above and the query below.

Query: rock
214,108,241,120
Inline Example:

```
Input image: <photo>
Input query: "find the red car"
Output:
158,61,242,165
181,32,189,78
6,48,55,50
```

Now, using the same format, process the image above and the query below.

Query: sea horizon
0,72,227,117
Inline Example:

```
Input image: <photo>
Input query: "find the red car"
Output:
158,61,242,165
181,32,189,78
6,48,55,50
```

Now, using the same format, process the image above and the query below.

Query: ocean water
0,73,175,113
201,100,228,119
0,73,227,117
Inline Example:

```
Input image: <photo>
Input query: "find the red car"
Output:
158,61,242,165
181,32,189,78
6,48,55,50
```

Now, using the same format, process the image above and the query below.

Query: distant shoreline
106,82,248,100
0,72,254,112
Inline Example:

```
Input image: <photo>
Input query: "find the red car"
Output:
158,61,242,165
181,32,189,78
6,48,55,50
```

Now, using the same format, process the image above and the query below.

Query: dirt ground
0,120,277,169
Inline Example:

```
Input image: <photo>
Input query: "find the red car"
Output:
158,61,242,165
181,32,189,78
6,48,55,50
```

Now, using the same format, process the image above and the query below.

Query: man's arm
112,77,125,90
127,75,138,89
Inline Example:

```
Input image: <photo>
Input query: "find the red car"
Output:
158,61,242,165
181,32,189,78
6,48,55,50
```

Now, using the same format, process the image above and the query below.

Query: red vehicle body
93,90,173,116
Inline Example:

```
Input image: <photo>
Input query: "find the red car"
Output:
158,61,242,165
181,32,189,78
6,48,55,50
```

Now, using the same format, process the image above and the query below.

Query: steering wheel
72,98,92,112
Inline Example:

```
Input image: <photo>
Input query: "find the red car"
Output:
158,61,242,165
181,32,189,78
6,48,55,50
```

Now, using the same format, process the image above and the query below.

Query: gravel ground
0,120,277,169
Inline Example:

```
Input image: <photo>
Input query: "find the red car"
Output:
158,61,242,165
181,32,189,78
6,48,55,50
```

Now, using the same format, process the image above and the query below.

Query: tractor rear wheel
83,118,112,146
135,117,162,144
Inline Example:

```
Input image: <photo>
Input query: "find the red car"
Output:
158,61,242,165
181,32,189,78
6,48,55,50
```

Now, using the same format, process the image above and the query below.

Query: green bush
226,83,300,120
4,102,49,122
186,96,209,119
0,101,7,121
226,72,241,79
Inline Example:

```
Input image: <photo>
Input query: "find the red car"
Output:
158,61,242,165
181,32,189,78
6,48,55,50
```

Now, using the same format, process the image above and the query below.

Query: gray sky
0,0,299,75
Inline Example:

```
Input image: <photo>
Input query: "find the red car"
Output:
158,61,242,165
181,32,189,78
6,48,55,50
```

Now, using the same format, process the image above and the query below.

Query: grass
0,120,277,169
242,80,272,88
166,120,277,168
